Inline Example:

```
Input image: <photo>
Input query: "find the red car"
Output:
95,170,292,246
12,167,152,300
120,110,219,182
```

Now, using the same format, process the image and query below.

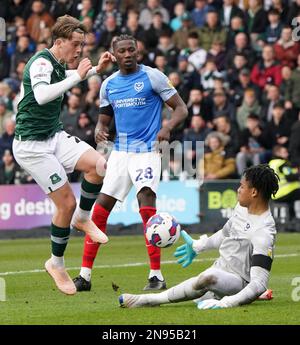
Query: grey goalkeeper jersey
213,203,276,282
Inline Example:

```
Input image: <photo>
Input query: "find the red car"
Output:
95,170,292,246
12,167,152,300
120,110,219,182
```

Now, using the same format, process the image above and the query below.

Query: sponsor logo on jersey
167,79,174,89
134,81,144,92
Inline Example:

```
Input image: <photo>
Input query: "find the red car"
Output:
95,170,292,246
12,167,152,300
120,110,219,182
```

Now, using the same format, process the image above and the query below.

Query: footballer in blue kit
73,35,188,292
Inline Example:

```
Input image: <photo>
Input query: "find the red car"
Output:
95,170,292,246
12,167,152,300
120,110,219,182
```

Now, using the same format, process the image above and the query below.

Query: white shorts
101,150,161,201
13,131,92,194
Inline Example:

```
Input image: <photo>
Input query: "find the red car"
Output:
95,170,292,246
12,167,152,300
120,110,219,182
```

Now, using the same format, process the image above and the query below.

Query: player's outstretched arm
33,58,92,105
66,52,116,79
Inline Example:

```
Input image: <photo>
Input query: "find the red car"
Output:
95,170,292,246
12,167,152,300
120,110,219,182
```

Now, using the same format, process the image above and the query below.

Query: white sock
149,269,164,281
73,207,90,223
80,267,92,282
146,290,170,305
167,277,208,303
51,254,65,267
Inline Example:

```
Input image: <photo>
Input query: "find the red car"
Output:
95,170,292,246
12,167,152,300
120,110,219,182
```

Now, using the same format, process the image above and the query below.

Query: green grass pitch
0,232,299,325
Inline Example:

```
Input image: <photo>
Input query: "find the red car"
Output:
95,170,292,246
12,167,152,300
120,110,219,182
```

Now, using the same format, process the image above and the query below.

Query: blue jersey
100,64,177,152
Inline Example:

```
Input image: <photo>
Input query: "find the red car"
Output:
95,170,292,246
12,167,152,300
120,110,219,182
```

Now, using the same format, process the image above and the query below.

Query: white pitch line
0,253,299,277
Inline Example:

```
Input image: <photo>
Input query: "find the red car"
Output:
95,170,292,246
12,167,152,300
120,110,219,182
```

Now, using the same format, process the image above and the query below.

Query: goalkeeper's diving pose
119,164,279,310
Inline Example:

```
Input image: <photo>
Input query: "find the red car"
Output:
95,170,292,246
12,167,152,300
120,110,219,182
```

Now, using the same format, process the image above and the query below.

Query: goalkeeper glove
174,230,197,268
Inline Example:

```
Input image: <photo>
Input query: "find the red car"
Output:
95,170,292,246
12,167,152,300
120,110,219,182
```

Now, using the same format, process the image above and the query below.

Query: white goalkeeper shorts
13,130,92,194
101,150,161,202
200,267,246,298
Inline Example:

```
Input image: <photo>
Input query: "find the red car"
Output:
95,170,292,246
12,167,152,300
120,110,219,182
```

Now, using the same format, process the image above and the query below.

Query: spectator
270,0,288,24
183,115,212,176
153,32,179,69
78,0,95,21
60,94,82,134
219,0,244,28
0,149,19,185
136,40,154,67
285,54,300,114
260,9,283,44
289,111,300,167
172,11,197,50
200,60,223,92
211,87,236,122
191,0,213,28
250,45,282,90
0,97,13,136
287,0,300,26
121,9,146,42
0,43,10,81
206,39,226,71
186,87,213,125
153,53,171,75
225,15,247,49
236,114,271,176
139,0,170,30
225,32,254,70
6,0,27,22
10,36,34,76
227,53,249,89
73,112,96,148
97,14,121,51
213,114,241,155
269,144,300,220
170,1,185,31
181,31,207,71
168,71,191,104
198,9,227,51
231,68,261,107
260,84,281,123
245,0,268,42
144,11,172,50
0,118,15,159
26,0,55,42
200,131,236,180
93,0,123,34
273,26,300,69
236,88,261,130
264,101,292,149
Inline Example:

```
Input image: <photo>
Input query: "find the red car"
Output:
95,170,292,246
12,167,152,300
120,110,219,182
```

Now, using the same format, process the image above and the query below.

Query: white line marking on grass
0,253,299,276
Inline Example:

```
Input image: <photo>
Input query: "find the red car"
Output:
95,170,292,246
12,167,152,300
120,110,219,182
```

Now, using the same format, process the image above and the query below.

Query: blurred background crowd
1,0,300,185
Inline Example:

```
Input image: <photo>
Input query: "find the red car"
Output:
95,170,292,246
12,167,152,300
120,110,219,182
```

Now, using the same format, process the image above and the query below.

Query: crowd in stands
1,0,300,184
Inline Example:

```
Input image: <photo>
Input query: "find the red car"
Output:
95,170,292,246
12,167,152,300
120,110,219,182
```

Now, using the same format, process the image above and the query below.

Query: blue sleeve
145,67,177,102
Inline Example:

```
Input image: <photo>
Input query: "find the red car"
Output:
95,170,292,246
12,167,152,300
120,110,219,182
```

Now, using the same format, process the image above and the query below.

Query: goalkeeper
119,164,279,310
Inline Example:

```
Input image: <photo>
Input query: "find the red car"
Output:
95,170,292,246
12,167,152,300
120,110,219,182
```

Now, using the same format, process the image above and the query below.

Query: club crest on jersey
244,223,250,231
134,81,144,92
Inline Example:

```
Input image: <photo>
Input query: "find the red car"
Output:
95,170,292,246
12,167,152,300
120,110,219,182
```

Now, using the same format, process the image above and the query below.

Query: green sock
51,223,70,257
79,178,102,211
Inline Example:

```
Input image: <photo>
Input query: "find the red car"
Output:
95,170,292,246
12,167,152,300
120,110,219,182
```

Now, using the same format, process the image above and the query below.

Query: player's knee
137,187,156,206
193,273,217,290
95,156,107,177
58,194,76,216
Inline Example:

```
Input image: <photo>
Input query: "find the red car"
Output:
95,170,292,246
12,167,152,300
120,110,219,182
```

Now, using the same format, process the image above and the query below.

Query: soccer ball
145,212,181,248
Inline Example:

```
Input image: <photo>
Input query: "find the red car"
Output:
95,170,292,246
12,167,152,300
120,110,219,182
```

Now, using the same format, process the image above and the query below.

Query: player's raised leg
45,182,78,295
71,148,108,244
